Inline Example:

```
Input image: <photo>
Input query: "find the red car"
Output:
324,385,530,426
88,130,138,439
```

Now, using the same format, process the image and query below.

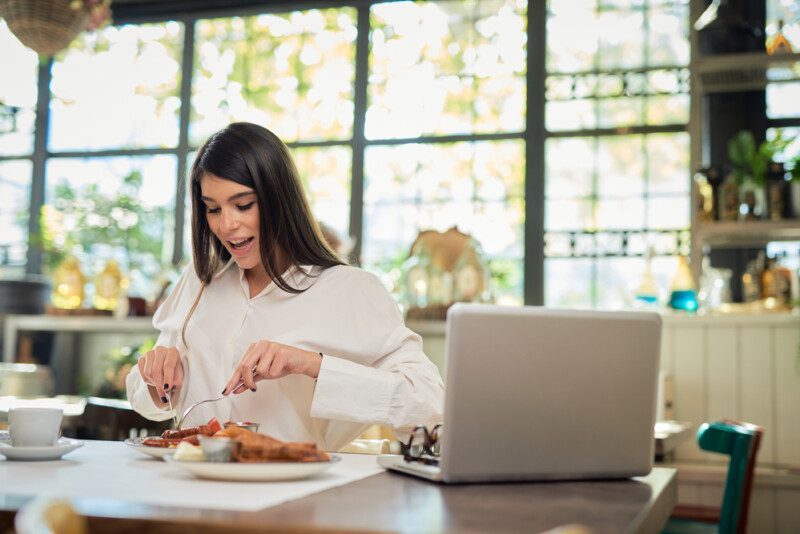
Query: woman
126,122,444,451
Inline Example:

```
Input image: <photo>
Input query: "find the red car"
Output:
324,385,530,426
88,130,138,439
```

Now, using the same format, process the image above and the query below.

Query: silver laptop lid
439,303,661,483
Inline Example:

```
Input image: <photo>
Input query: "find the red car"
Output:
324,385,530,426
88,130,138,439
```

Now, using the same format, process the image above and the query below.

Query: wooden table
0,440,676,534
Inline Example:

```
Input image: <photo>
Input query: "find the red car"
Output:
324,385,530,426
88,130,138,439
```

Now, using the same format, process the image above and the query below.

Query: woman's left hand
222,340,322,395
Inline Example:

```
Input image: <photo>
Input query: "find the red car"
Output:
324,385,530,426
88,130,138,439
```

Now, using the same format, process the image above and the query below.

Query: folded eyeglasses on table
398,424,443,466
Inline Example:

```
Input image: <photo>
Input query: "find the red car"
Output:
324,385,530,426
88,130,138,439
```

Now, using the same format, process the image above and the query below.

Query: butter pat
173,442,205,462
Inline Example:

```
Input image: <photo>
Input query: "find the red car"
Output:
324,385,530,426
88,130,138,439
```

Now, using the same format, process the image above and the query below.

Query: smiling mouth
229,237,254,250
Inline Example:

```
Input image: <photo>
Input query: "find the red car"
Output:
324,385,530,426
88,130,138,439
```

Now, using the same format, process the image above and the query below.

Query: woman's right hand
137,346,184,403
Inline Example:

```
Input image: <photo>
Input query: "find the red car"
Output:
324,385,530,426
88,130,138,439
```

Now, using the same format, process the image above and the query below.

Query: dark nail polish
163,384,169,390
221,388,227,395
251,388,256,392
160,396,167,403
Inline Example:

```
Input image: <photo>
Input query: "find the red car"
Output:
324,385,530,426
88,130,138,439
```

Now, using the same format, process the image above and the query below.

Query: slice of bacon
161,417,221,440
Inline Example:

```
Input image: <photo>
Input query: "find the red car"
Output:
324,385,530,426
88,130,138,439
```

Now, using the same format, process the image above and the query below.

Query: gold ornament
51,256,85,309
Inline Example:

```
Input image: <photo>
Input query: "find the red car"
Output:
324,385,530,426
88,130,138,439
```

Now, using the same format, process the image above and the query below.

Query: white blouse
126,260,444,451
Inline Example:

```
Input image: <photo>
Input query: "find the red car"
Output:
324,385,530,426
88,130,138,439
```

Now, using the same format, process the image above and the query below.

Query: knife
165,389,179,429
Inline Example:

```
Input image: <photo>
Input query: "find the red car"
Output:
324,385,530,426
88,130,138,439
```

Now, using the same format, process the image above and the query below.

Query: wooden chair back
696,421,756,533
721,419,764,534
665,420,763,534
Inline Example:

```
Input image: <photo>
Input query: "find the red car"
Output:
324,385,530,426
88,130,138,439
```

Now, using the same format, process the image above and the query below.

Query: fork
175,396,228,429
174,374,255,428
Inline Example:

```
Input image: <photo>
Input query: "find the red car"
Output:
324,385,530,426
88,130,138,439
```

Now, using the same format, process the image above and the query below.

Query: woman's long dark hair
181,123,344,343
190,122,344,288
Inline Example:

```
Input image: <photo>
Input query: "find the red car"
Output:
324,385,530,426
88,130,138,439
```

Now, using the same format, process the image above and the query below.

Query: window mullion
25,57,53,275
349,5,370,265
174,18,197,266
525,0,547,305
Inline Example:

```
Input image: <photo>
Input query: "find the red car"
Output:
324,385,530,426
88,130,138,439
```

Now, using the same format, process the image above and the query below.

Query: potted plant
727,130,789,221
94,338,155,399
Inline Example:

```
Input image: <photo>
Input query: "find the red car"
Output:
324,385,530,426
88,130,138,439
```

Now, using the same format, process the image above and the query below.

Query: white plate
0,435,83,461
124,437,176,460
164,453,341,481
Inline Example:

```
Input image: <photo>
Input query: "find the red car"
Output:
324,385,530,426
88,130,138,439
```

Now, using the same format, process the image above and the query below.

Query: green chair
662,420,762,534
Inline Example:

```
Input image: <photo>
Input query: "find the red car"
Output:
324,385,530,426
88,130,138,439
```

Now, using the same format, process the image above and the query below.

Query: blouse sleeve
309,271,444,437
125,267,197,421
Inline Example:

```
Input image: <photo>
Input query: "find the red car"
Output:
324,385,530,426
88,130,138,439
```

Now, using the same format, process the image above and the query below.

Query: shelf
695,219,800,247
3,314,156,333
692,51,800,93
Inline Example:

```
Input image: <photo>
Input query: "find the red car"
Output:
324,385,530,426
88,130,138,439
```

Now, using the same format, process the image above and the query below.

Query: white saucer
0,435,84,461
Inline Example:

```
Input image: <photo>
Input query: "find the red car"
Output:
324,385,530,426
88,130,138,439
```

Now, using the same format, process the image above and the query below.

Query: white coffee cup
9,407,64,447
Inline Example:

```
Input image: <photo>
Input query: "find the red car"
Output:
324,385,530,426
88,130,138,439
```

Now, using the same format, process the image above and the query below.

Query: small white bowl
197,435,238,462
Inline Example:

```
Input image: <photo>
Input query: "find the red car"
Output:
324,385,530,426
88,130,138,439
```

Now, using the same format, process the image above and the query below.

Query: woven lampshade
0,0,89,56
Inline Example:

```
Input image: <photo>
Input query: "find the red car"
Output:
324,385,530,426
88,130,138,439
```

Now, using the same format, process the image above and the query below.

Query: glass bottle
697,247,732,311
741,251,765,303
668,255,698,312
767,20,794,55
718,173,739,221
762,255,792,305
51,256,85,309
693,166,721,223
766,162,787,221
630,247,660,307
791,174,800,218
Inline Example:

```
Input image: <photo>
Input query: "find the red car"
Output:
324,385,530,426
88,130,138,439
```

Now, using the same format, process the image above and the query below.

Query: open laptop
379,303,662,483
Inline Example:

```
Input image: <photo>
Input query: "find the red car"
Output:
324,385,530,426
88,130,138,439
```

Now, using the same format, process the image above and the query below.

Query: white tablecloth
1,440,385,511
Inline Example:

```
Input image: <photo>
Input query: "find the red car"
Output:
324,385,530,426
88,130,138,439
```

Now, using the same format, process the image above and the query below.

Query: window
0,20,38,274
0,160,32,272
292,146,352,241
362,0,527,304
37,22,183,297
544,0,691,308
49,23,184,151
43,156,177,300
12,0,697,310
366,1,526,139
191,9,357,144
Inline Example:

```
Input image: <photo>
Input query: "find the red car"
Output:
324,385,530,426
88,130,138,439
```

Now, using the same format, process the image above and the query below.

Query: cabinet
688,50,800,279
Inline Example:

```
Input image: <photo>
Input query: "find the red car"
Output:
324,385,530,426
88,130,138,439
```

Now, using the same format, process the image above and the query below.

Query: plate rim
124,437,175,458
163,453,341,481
165,452,341,466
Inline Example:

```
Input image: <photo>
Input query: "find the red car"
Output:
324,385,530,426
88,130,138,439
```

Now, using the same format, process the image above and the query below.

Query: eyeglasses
399,424,442,466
